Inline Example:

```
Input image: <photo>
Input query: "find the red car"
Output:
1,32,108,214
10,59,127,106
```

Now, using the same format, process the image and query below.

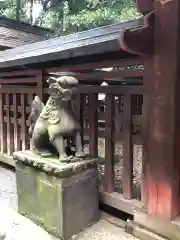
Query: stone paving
0,166,17,210
0,165,138,240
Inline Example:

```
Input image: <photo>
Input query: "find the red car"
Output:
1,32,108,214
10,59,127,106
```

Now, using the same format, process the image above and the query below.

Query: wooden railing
0,56,144,215
0,70,41,155
71,86,143,214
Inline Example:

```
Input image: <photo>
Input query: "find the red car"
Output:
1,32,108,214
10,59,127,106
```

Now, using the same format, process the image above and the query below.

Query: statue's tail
28,96,44,137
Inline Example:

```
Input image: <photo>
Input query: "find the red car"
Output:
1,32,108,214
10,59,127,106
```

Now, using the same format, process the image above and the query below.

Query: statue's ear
47,77,57,85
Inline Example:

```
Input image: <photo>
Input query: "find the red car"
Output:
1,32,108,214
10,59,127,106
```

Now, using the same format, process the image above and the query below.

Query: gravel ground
85,142,142,199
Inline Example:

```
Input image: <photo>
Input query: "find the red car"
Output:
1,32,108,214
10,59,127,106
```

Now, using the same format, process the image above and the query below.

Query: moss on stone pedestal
14,151,99,240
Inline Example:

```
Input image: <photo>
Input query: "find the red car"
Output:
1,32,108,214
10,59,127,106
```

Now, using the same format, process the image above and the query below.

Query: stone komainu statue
28,75,85,162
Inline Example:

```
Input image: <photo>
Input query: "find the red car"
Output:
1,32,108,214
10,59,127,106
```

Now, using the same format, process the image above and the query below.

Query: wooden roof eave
134,0,154,14
120,0,154,55
120,11,154,55
0,19,144,69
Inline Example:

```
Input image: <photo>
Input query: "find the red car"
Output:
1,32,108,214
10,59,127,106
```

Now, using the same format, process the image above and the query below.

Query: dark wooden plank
0,88,37,94
48,71,144,81
27,93,33,150
46,57,144,73
77,85,143,95
72,93,84,150
13,94,21,151
0,70,40,78
20,94,28,150
100,190,142,215
0,78,37,84
43,86,143,95
123,93,133,199
88,94,98,157
104,94,115,192
27,94,33,108
141,57,151,208
5,94,14,155
73,94,81,121
36,69,43,100
0,94,7,153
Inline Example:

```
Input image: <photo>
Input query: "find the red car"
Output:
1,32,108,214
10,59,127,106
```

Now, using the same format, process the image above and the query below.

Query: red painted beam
119,11,154,55
134,0,154,14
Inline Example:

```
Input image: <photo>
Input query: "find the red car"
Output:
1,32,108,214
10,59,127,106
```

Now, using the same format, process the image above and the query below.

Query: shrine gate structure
0,0,179,239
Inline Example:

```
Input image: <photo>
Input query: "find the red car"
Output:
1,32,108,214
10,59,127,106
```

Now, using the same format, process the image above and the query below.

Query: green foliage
68,0,87,14
0,0,140,35
0,0,15,18
62,6,139,34
0,0,28,22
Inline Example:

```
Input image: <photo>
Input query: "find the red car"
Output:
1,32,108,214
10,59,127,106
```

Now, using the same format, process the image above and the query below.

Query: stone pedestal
13,151,99,240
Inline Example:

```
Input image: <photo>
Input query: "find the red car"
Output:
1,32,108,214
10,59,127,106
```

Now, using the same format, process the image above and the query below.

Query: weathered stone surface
28,75,85,162
14,153,99,240
13,151,98,178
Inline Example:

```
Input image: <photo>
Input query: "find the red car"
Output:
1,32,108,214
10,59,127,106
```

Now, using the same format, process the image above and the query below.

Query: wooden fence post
104,94,115,193
144,0,180,219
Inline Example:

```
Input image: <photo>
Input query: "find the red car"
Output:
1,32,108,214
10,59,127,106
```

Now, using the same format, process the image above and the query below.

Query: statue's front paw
75,152,86,159
59,154,73,163
40,151,52,158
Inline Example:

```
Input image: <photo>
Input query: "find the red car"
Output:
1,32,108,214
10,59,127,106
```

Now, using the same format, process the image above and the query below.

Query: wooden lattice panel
0,90,37,154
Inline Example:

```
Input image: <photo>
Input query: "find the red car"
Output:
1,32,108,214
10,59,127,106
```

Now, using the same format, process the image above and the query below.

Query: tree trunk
16,0,21,20
29,0,33,24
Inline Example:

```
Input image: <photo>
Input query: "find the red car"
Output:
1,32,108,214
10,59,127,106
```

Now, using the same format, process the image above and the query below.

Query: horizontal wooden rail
44,86,143,95
0,78,37,84
0,70,40,78
100,190,142,215
46,70,143,80
46,57,144,73
0,88,37,94
78,85,143,94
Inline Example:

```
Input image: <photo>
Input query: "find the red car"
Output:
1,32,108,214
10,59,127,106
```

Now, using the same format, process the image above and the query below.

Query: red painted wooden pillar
135,0,153,14
144,0,180,219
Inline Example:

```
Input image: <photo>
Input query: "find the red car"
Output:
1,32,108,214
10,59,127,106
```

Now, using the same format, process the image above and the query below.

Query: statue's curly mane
40,97,61,125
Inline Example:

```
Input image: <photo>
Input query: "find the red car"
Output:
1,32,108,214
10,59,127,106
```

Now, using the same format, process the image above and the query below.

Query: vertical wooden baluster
141,58,150,207
80,94,85,149
89,93,98,157
0,94,7,153
13,94,21,152
37,69,43,101
104,94,115,193
74,93,84,149
27,94,34,150
21,93,28,150
123,93,133,199
6,94,14,154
